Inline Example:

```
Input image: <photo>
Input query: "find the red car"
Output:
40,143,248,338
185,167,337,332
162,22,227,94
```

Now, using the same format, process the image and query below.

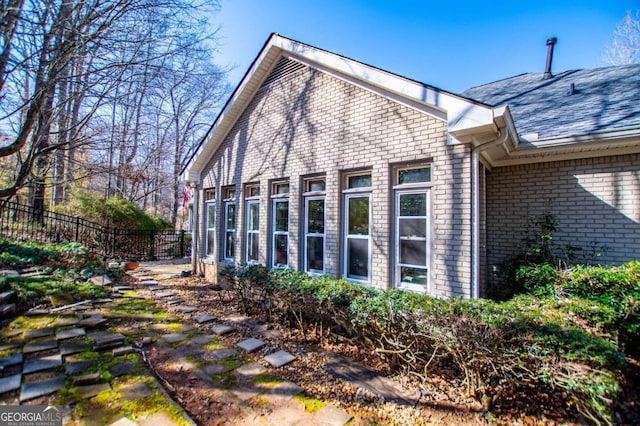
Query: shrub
0,275,108,307
219,264,625,423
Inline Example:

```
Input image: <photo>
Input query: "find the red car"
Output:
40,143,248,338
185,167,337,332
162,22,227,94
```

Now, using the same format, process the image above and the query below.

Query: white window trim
205,200,216,258
394,189,431,294
343,192,372,284
271,198,289,268
222,199,236,262
245,199,260,264
304,195,325,275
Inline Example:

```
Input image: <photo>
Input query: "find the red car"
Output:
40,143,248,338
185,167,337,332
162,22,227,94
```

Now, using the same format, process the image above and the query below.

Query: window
222,187,236,261
343,172,372,283
204,189,216,257
271,181,289,268
394,165,431,293
303,177,325,274
245,183,260,263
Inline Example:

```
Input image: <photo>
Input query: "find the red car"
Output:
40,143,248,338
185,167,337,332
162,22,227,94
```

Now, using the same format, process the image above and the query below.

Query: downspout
471,127,510,299
190,182,199,275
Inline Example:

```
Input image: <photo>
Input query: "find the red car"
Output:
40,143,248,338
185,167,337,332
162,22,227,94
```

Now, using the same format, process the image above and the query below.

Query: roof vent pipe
543,37,557,80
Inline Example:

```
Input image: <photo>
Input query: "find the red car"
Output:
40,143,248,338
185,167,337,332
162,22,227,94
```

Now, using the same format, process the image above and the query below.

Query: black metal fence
0,200,190,261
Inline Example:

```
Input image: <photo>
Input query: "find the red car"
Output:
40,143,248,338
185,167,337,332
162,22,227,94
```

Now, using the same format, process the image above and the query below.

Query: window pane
204,189,215,201
226,203,235,228
399,218,426,238
347,238,369,279
348,174,371,189
307,179,325,192
307,199,324,233
247,233,259,261
399,193,426,216
248,203,259,231
307,236,324,272
348,197,369,235
275,201,288,232
225,231,234,258
400,267,428,285
398,167,430,184
274,234,288,266
206,230,215,256
274,183,289,194
400,240,427,266
206,204,215,229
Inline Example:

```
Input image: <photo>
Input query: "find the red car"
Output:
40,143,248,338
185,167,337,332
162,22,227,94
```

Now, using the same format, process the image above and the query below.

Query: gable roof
463,64,640,141
182,34,505,183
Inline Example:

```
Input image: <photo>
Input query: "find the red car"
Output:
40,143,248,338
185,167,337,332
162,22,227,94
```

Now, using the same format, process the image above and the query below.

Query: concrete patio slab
23,339,57,354
56,327,86,340
23,354,62,374
0,374,21,394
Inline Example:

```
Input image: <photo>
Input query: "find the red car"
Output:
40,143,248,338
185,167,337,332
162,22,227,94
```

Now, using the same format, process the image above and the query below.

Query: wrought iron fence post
75,217,80,242
149,230,156,259
179,230,185,258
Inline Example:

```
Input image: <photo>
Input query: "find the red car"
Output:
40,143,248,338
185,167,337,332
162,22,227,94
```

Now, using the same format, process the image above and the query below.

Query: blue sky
212,0,638,93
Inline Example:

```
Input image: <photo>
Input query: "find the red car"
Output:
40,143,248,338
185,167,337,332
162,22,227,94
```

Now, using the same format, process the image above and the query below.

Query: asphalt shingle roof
462,63,640,140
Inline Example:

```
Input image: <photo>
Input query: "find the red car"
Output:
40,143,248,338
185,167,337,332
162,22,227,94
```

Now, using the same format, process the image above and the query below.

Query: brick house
182,34,640,299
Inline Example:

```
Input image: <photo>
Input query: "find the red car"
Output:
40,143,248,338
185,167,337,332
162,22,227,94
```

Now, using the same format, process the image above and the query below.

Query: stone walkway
0,265,355,425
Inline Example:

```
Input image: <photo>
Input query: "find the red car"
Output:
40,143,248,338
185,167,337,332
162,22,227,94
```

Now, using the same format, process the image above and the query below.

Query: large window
343,172,372,283
271,181,289,268
394,165,431,293
204,189,216,257
245,183,260,263
222,187,236,261
303,177,325,274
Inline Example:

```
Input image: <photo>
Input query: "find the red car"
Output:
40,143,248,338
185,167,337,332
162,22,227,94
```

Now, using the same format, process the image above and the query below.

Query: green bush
56,193,172,230
0,275,108,306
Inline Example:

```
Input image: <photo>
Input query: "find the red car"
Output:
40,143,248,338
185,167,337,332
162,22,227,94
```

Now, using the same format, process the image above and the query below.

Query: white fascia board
274,36,494,131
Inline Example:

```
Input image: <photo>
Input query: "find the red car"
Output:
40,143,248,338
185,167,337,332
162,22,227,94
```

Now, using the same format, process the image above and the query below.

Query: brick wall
198,63,472,298
486,153,640,277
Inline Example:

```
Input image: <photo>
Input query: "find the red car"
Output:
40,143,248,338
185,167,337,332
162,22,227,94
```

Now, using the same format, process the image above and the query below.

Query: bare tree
603,10,640,65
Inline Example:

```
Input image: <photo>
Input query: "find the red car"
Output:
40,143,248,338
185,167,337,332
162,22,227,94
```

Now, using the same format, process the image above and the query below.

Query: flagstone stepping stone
0,269,19,276
113,346,135,356
0,341,22,351
78,316,108,328
20,375,65,402
147,286,164,291
23,340,57,354
94,298,114,304
118,382,153,400
114,285,133,291
191,335,215,345
24,308,49,316
136,276,155,281
24,327,54,339
195,314,217,324
0,290,15,303
72,372,101,386
90,275,112,286
173,343,205,358
109,361,139,377
313,404,353,426
325,354,418,405
0,374,21,394
23,354,62,374
55,317,80,327
66,360,98,375
0,352,23,368
177,306,198,314
141,280,159,286
0,303,16,316
91,332,125,349
267,380,304,400
211,324,235,336
206,348,238,360
76,383,111,399
155,291,176,298
60,342,89,356
110,417,137,426
202,363,233,376
234,362,267,377
162,333,187,344
56,328,86,340
236,338,266,353
264,350,296,368
166,298,184,305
